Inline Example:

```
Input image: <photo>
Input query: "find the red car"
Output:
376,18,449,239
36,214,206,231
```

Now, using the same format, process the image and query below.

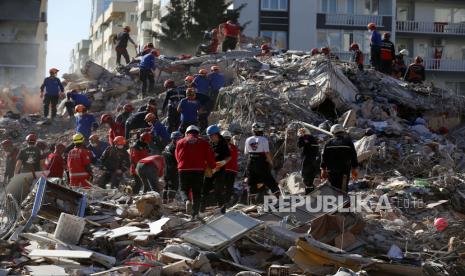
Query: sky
46,0,91,77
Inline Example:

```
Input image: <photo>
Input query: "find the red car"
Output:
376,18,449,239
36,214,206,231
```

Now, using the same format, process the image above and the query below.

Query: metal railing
324,13,384,27
396,21,465,35
404,58,465,72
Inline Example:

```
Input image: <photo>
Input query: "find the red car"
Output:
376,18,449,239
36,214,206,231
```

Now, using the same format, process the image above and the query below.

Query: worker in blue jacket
368,23,382,71
75,104,98,139
65,90,91,118
40,68,64,119
145,112,170,153
139,49,159,98
194,69,212,132
208,65,225,110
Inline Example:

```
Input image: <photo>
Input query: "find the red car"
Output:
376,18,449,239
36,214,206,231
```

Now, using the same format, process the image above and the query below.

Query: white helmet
399,49,409,56
251,122,264,132
330,124,345,135
185,125,200,134
297,127,311,137
221,130,232,139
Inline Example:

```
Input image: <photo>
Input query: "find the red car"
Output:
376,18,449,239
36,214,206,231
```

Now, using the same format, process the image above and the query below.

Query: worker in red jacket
101,114,125,145
135,155,165,193
175,125,216,219
45,143,66,178
222,130,239,206
219,20,241,52
130,132,152,194
67,133,93,188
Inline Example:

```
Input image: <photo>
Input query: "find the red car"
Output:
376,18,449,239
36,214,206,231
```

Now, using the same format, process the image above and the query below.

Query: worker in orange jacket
67,133,93,188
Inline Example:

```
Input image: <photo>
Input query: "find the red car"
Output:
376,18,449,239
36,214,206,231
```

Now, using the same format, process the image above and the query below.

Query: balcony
405,58,465,72
396,21,465,36
317,13,392,31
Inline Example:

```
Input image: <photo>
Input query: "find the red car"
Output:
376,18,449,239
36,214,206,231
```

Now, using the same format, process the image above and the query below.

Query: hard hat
221,130,232,139
123,104,134,112
49,68,59,74
113,136,127,146
89,134,99,143
151,49,160,56
26,133,37,143
73,133,85,144
206,124,220,135
186,87,196,96
434,217,448,232
1,139,12,148
140,132,153,143
311,48,319,56
123,26,131,32
330,124,345,135
185,75,195,83
54,143,66,154
251,122,264,132
144,112,156,122
211,65,220,71
399,49,409,56
100,114,112,124
199,69,208,75
170,131,183,140
415,56,423,63
186,125,200,134
383,32,391,39
367,23,376,30
75,104,86,113
261,44,270,51
350,43,359,50
321,47,330,54
164,79,175,88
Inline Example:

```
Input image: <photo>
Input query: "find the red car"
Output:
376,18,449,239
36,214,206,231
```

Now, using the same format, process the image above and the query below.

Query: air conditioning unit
432,38,445,47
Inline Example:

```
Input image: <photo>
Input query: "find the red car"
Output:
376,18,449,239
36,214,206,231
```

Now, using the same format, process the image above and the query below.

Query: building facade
136,0,170,48
0,0,48,87
91,0,113,24
69,40,91,74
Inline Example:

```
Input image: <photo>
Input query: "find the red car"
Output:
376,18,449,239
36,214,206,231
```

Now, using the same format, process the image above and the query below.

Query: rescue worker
208,66,225,111
162,131,183,200
100,114,125,145
113,26,137,65
125,105,156,139
40,68,64,120
1,139,18,183
320,124,358,192
379,32,396,75
244,123,280,203
139,49,159,97
194,69,211,96
404,56,426,83
368,23,382,70
138,98,157,112
135,155,165,193
201,125,231,214
138,42,155,57
67,133,93,188
116,104,134,126
196,28,219,55
350,43,364,71
222,131,239,206
393,49,409,78
194,69,212,132
220,20,241,52
177,88,201,134
145,113,170,152
321,47,339,60
15,134,45,175
130,132,151,194
311,48,320,56
45,143,65,178
36,139,50,160
175,125,216,219
65,90,91,118
88,134,110,162
75,104,98,140
162,79,185,132
297,128,319,194
99,136,130,188
256,44,272,57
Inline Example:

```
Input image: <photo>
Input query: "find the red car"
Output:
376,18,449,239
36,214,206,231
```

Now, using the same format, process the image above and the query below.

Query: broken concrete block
54,213,86,245
135,192,162,218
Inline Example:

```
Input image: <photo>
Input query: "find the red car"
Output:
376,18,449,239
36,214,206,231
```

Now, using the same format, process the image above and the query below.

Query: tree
159,0,189,51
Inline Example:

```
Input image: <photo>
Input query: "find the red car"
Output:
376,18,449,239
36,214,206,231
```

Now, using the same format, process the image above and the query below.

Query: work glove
320,169,328,180
351,169,358,181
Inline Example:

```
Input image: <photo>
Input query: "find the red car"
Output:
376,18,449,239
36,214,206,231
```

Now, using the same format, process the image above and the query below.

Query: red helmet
26,133,37,143
185,75,195,83
113,136,127,146
350,43,359,50
75,104,86,113
123,104,134,112
383,32,391,39
198,69,208,75
151,49,160,56
211,65,220,71
144,112,156,122
49,68,59,74
1,139,12,148
164,79,175,88
100,114,113,124
261,44,270,51
367,23,376,30
321,47,330,55
54,143,66,154
311,48,319,56
140,132,153,143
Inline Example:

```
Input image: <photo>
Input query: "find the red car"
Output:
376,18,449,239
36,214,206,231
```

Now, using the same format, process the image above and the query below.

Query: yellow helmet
73,133,85,144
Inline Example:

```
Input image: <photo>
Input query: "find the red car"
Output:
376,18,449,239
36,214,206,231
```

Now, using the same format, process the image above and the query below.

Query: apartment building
91,0,113,24
233,0,465,94
69,40,91,74
88,0,138,70
0,0,48,87
136,0,171,48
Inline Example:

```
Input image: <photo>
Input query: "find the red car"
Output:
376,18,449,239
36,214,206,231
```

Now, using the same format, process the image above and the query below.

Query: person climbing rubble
379,32,396,75
244,123,280,203
67,133,93,188
320,124,358,192
177,88,201,134
219,20,241,52
88,134,110,162
135,154,165,193
100,114,125,145
201,125,231,214
162,79,185,132
196,28,219,55
144,112,170,153
45,143,65,178
113,26,137,65
298,127,320,194
40,68,64,120
222,130,239,206
393,49,409,79
65,89,91,119
139,49,159,98
163,131,183,201
125,105,156,139
75,104,98,140
15,134,45,175
175,125,216,219
207,66,225,112
98,136,130,188
116,104,134,126
404,56,426,83
368,23,382,71
1,139,18,183
130,132,151,194
349,43,364,72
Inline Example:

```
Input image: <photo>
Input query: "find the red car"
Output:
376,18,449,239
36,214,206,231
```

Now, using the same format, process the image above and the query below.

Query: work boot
185,200,192,214
220,205,226,214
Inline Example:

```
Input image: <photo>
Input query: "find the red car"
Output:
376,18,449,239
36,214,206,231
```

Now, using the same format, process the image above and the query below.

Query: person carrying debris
139,49,159,98
130,132,152,194
222,131,239,206
162,79,185,132
349,43,364,71
15,134,45,175
65,90,91,119
67,133,93,188
135,155,165,193
88,134,110,162
1,139,19,183
45,143,65,178
220,20,241,52
100,114,125,145
368,23,382,70
201,125,232,214
297,128,320,194
320,124,358,192
404,56,426,83
75,104,98,140
40,68,64,120
145,112,170,153
393,49,409,79
175,125,216,219
113,26,137,65
379,32,396,75
177,88,201,134
162,131,183,201
125,105,156,139
98,136,130,188
208,66,225,111
244,123,280,203
116,104,134,126
196,28,219,55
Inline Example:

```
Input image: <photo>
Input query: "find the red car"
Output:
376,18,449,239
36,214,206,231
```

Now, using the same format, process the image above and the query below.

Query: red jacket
223,23,240,37
175,134,216,172
109,122,125,145
45,153,65,178
225,143,238,174
67,147,92,177
130,145,149,175
138,155,165,177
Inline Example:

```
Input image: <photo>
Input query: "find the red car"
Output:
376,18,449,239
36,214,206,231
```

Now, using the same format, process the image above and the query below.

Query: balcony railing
396,21,465,35
324,13,384,27
405,58,465,72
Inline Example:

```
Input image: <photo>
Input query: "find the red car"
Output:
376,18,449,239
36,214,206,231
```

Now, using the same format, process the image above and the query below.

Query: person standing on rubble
194,69,212,131
135,154,165,193
45,143,65,178
88,135,110,162
40,68,64,120
75,104,98,140
222,131,239,206
196,28,219,55
201,125,231,214
379,32,396,75
393,49,409,79
368,23,382,71
176,125,216,219
100,114,125,146
130,132,151,194
244,123,280,203
114,26,137,65
163,131,183,201
137,42,156,57
145,113,170,153
208,66,225,111
320,124,358,192
297,128,320,194
67,133,93,188
177,88,201,134
98,136,130,188
350,43,364,72
116,104,134,126
162,79,185,132
139,49,159,98
404,56,426,83
15,134,45,175
1,139,18,183
219,20,241,52
125,105,156,139
65,90,91,119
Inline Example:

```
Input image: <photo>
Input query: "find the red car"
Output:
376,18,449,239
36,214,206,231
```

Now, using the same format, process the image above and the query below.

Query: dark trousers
65,101,75,118
247,157,279,195
370,46,380,70
198,112,209,133
380,60,393,75
179,171,204,216
136,162,160,193
98,170,123,188
116,47,130,65
209,90,219,111
222,36,237,52
328,171,350,192
302,157,318,193
43,95,59,119
179,121,197,135
163,167,179,199
201,170,232,210
133,175,143,194
140,68,154,96
224,171,237,206
167,107,181,133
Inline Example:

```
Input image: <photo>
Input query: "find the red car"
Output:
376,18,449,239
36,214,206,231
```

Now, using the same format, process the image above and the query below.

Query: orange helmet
140,132,153,143
144,112,156,122
367,23,376,30
211,65,220,71
100,113,112,124
151,49,160,56
164,79,175,88
113,136,127,146
415,56,423,63
199,69,208,75
123,104,134,112
75,104,86,113
185,75,195,83
350,43,359,50
311,48,319,56
49,68,59,74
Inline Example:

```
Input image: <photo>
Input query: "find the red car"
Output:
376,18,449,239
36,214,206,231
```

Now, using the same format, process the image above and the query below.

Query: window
356,0,378,15
321,0,337,13
260,31,287,49
261,0,288,11
130,13,137,23
453,8,465,23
